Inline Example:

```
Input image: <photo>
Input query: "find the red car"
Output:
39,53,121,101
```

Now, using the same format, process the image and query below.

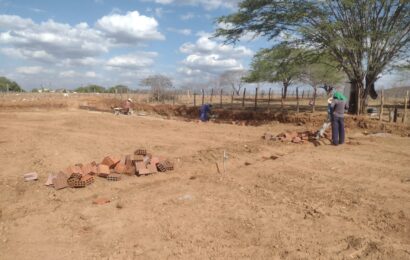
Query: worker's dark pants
332,116,345,145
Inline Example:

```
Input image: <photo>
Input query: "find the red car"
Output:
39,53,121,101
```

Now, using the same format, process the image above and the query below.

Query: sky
0,0,407,90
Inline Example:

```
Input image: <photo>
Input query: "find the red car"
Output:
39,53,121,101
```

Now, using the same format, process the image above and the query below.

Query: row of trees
0,77,24,92
215,0,410,114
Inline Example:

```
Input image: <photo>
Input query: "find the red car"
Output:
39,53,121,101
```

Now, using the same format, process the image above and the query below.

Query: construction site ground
0,106,409,259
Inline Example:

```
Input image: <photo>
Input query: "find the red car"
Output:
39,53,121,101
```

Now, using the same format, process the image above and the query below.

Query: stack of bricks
47,148,174,190
263,130,318,144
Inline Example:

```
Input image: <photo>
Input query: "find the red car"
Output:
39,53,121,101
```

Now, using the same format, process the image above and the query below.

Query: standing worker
330,91,348,145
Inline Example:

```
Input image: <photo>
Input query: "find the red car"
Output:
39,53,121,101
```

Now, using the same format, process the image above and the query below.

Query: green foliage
107,85,130,93
74,84,106,93
0,76,24,92
31,88,39,93
215,0,410,113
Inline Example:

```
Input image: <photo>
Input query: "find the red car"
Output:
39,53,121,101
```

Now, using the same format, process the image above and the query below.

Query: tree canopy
0,77,24,92
107,85,130,93
215,0,410,113
140,75,173,101
244,44,304,98
74,84,106,93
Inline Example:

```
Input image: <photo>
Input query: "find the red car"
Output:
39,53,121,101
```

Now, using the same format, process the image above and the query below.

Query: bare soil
0,104,409,259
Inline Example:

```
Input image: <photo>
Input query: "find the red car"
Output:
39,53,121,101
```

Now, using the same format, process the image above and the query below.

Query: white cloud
106,52,158,70
0,14,34,30
16,66,48,75
178,33,252,79
180,12,195,20
148,0,240,10
96,11,164,43
167,27,191,36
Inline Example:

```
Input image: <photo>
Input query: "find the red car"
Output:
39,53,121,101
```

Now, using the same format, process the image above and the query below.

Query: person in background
121,98,133,114
199,104,212,122
330,91,349,145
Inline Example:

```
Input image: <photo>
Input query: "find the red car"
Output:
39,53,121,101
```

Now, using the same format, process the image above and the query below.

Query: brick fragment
107,174,121,181
156,162,167,172
45,173,56,186
101,156,121,169
24,172,38,181
93,198,110,205
67,177,86,188
150,157,160,165
64,165,82,178
114,162,127,174
133,154,144,162
97,164,110,178
134,149,147,156
147,164,158,173
138,168,152,175
292,136,302,143
124,165,136,176
81,174,94,186
53,171,68,190
124,155,133,168
81,163,94,176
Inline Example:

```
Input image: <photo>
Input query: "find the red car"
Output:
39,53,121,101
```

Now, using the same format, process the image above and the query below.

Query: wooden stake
254,87,258,110
242,88,246,108
231,90,234,107
201,89,204,105
296,87,300,113
281,87,284,110
220,89,223,108
402,90,408,124
194,92,197,107
268,88,271,108
210,88,214,104
379,89,384,121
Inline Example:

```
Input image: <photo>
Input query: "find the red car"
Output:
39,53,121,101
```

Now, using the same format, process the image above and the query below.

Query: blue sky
0,0,407,90
0,0,269,89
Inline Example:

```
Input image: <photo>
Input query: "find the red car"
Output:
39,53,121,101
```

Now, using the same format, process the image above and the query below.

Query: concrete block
81,174,94,186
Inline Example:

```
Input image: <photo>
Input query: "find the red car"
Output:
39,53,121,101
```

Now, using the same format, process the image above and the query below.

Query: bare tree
140,75,173,101
219,70,248,95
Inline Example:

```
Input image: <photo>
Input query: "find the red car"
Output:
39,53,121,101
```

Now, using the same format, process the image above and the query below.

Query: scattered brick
53,171,68,190
133,154,144,162
114,163,127,174
143,155,151,164
64,165,82,177
124,165,136,176
24,172,38,181
150,157,160,165
93,198,110,205
147,164,158,173
162,160,174,171
81,174,94,186
101,156,121,169
124,155,133,167
107,174,121,181
134,149,147,155
81,163,94,176
138,168,152,176
45,173,56,186
68,177,86,188
97,164,110,178
156,162,167,172
135,161,147,171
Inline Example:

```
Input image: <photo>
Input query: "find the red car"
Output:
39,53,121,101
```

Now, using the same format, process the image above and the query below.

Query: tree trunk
348,79,364,114
282,81,289,99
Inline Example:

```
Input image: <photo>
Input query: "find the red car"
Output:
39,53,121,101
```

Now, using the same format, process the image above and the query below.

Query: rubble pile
263,130,321,144
45,149,174,190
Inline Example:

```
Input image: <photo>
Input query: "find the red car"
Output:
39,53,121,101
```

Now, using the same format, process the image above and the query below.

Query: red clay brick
138,168,151,175
134,149,147,155
64,165,82,178
124,165,136,176
147,164,158,173
101,155,121,169
150,157,160,165
81,163,93,175
156,162,167,172
135,161,147,171
81,174,94,186
125,155,133,167
53,171,68,190
114,163,127,174
133,154,144,162
107,174,121,181
97,164,110,178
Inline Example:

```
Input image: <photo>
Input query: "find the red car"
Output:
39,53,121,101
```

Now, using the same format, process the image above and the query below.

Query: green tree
31,88,39,93
299,54,346,112
107,85,130,94
245,45,304,99
215,0,410,114
0,77,24,92
74,85,106,93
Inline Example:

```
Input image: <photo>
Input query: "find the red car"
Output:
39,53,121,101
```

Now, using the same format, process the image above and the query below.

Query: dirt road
0,110,409,259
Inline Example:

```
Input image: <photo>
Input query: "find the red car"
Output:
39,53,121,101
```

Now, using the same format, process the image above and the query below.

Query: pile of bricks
46,149,174,190
263,131,317,144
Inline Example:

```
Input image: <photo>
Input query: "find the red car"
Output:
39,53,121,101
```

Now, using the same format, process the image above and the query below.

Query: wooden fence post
210,88,214,104
220,89,223,108
296,87,300,113
281,87,284,110
254,87,258,110
379,89,384,121
242,88,246,108
268,88,271,109
194,92,197,107
201,89,204,105
402,90,408,124
393,106,398,122
302,90,305,99
231,90,234,107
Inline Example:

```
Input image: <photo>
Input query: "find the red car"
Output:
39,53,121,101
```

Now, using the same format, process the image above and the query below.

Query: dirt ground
0,108,409,259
